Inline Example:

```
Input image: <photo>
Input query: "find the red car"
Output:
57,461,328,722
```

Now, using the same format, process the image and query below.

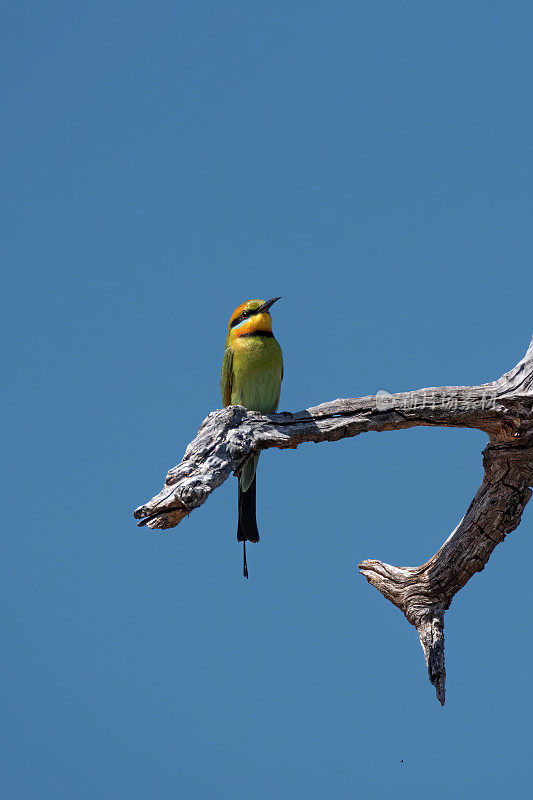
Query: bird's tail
237,473,260,544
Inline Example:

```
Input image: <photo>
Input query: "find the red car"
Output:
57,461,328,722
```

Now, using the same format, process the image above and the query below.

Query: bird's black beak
258,297,281,314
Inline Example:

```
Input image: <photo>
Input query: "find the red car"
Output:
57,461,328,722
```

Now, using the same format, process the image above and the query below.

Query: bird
221,297,283,578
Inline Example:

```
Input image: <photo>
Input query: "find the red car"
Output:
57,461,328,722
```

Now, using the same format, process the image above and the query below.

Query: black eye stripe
230,313,245,328
230,308,260,328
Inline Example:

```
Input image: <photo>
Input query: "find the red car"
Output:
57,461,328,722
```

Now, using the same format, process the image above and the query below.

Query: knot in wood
177,480,209,508
225,427,260,465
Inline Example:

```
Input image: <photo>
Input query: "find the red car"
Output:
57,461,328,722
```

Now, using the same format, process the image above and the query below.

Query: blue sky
2,2,532,798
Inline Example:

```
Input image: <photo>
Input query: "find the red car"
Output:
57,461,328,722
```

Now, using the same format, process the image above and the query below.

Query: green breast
231,336,283,413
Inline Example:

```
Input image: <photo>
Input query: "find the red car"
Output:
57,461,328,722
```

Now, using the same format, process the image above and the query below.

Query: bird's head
226,297,281,339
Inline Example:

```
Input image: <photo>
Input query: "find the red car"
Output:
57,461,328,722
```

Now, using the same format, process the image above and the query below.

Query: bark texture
134,338,533,704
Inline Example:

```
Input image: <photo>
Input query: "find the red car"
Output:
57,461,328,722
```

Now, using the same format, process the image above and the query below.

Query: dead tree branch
134,337,533,704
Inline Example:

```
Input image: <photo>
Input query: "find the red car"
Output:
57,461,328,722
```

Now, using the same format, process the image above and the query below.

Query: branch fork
134,338,533,704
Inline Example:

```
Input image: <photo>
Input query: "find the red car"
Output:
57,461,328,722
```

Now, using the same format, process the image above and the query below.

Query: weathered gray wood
134,337,533,704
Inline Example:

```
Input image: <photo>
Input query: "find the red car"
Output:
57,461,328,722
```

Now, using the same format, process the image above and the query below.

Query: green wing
276,360,284,409
220,346,234,407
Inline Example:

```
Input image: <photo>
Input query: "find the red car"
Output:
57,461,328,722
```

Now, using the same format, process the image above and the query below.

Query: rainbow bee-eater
221,297,283,577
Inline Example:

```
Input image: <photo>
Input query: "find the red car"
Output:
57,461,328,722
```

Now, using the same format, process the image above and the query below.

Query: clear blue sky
2,2,532,798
